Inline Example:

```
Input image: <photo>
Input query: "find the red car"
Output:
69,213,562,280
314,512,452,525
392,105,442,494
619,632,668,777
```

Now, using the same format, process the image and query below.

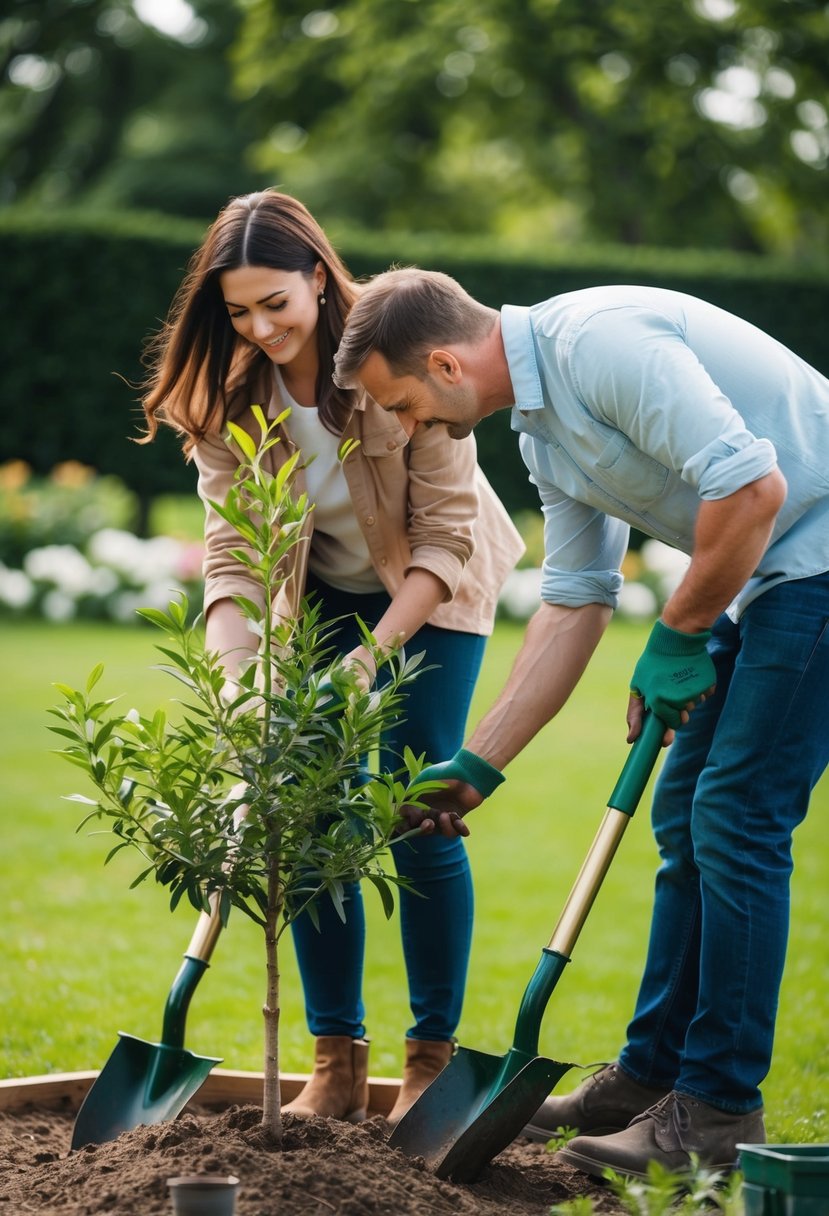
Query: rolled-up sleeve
522,434,628,607
684,433,778,500
569,307,778,501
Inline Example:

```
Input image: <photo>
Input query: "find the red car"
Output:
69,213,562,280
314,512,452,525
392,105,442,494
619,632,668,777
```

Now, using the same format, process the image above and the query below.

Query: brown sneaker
558,1091,766,1179
521,1063,670,1142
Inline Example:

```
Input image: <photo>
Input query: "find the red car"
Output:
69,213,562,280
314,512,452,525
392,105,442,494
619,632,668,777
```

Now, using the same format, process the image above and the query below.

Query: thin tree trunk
261,855,283,1146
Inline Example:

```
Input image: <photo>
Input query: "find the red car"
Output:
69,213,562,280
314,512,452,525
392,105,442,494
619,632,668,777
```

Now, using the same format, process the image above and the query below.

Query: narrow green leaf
226,421,257,461
365,873,396,920
86,663,105,694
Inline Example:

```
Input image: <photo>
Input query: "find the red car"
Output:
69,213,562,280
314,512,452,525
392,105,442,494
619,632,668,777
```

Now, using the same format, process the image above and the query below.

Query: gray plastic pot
167,1174,240,1215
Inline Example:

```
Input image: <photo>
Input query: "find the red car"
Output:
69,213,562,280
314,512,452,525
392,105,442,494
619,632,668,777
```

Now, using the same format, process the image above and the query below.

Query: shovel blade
388,1045,571,1182
71,1032,221,1150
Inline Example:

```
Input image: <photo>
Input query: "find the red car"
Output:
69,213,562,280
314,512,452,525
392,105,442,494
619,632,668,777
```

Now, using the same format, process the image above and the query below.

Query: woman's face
219,263,326,369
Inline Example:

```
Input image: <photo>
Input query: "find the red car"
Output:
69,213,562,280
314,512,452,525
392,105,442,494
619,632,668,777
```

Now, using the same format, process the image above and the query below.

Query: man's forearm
662,469,787,633
465,600,611,771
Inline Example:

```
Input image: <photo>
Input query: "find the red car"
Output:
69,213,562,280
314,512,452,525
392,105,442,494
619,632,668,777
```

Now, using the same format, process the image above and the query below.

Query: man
333,268,829,1180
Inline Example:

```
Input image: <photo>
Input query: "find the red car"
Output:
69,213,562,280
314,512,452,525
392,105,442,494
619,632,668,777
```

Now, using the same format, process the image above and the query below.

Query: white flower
617,581,659,620
499,568,542,620
141,579,188,610
0,566,35,609
88,530,195,586
87,528,144,573
42,589,77,622
23,544,96,595
131,537,188,584
640,539,691,600
111,590,146,623
640,539,690,576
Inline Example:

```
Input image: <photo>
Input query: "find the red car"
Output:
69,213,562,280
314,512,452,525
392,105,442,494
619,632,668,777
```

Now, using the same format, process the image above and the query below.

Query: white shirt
276,369,383,594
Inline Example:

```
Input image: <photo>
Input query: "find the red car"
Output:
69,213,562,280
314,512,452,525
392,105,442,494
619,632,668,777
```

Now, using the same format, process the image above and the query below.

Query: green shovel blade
389,949,573,1179
71,954,222,1149
388,715,666,1181
71,1033,221,1149
389,1045,572,1181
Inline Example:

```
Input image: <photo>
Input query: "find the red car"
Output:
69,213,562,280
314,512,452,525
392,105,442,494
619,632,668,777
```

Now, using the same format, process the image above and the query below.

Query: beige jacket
193,387,524,636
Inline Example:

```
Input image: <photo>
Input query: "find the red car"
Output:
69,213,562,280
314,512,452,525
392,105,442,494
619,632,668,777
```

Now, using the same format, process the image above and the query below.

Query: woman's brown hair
140,190,358,451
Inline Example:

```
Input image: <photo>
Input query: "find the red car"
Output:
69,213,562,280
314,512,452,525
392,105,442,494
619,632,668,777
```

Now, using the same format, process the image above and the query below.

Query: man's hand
397,779,484,838
630,619,715,730
397,748,505,838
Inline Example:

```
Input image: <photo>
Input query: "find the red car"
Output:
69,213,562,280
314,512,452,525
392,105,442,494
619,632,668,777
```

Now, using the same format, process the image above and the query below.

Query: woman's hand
339,645,378,693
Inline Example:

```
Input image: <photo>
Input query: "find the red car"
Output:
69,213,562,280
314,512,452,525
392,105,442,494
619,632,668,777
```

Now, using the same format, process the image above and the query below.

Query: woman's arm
205,597,259,680
342,568,448,686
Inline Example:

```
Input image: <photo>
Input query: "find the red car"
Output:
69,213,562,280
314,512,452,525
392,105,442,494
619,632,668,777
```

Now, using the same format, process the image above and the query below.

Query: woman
140,189,524,1125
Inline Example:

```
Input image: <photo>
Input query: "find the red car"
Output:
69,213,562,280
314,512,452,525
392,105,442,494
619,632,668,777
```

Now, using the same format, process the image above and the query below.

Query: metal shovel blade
70,1032,221,1149
388,712,667,1182
389,1044,572,1181
71,906,225,1150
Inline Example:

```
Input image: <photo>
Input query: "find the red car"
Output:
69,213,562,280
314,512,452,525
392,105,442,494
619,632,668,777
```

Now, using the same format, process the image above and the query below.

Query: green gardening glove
418,748,506,798
630,620,715,730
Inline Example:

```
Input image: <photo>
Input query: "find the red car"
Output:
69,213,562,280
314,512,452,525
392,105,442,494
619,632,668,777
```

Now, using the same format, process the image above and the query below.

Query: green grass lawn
1,617,826,1143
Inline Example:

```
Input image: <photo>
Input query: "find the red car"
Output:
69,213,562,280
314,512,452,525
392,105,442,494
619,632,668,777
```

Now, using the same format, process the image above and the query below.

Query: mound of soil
0,1103,626,1215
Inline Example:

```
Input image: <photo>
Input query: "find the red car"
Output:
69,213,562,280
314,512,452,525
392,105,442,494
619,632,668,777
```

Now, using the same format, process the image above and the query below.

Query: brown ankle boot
386,1038,455,1127
283,1036,369,1122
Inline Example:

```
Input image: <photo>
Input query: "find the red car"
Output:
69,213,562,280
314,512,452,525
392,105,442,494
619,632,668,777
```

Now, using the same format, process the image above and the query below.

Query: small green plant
549,1156,745,1215
607,1157,745,1215
545,1124,582,1149
549,1199,597,1216
50,408,439,1146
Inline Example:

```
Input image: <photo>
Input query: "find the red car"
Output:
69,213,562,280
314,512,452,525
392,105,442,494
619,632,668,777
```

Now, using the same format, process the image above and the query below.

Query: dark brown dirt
0,1102,627,1215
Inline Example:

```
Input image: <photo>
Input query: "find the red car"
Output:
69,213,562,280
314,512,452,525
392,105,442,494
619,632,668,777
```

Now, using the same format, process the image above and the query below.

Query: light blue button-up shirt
503,286,829,618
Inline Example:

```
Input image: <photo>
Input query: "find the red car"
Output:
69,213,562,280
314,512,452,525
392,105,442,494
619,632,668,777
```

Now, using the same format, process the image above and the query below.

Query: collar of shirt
500,305,546,421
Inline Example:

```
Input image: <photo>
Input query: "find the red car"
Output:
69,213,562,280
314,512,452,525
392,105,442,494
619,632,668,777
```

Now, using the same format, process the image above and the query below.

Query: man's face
356,351,482,440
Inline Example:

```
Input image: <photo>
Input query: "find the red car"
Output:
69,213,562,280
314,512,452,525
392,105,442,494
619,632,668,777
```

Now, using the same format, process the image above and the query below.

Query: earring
318,292,326,306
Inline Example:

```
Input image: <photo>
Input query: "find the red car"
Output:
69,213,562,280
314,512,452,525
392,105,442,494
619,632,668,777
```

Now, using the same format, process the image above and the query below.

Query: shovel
388,710,666,1182
71,899,225,1149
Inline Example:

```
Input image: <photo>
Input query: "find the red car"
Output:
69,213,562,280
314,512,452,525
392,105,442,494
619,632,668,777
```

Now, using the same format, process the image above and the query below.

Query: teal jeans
290,575,486,1041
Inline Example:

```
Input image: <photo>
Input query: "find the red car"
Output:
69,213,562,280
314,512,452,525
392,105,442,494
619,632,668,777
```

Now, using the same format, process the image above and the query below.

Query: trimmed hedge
2,209,827,524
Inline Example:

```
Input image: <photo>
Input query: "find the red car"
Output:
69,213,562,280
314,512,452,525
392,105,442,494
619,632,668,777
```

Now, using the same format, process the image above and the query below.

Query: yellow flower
50,461,95,488
0,460,32,490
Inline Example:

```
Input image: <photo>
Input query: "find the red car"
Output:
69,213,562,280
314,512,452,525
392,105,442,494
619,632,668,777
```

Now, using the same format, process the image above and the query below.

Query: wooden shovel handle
185,893,224,964
548,712,665,957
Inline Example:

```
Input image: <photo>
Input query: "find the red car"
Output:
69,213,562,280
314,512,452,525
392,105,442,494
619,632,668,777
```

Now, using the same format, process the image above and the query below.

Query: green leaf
85,663,105,694
52,682,80,699
250,402,268,438
136,607,175,631
226,421,257,461
48,726,83,742
365,873,396,920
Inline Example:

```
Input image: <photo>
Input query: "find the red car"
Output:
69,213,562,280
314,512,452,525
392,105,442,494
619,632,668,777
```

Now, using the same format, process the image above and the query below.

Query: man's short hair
333,267,492,386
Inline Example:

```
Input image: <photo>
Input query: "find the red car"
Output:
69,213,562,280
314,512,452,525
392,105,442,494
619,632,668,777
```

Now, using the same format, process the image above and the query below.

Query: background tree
0,0,263,216
1,1,826,250
232,0,828,255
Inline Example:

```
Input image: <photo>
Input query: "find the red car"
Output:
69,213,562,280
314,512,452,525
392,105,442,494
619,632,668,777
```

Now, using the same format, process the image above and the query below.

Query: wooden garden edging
0,1070,400,1117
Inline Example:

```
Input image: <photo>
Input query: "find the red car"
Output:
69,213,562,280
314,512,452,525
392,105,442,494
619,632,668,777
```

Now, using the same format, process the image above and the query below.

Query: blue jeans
290,575,486,1041
619,572,829,1112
